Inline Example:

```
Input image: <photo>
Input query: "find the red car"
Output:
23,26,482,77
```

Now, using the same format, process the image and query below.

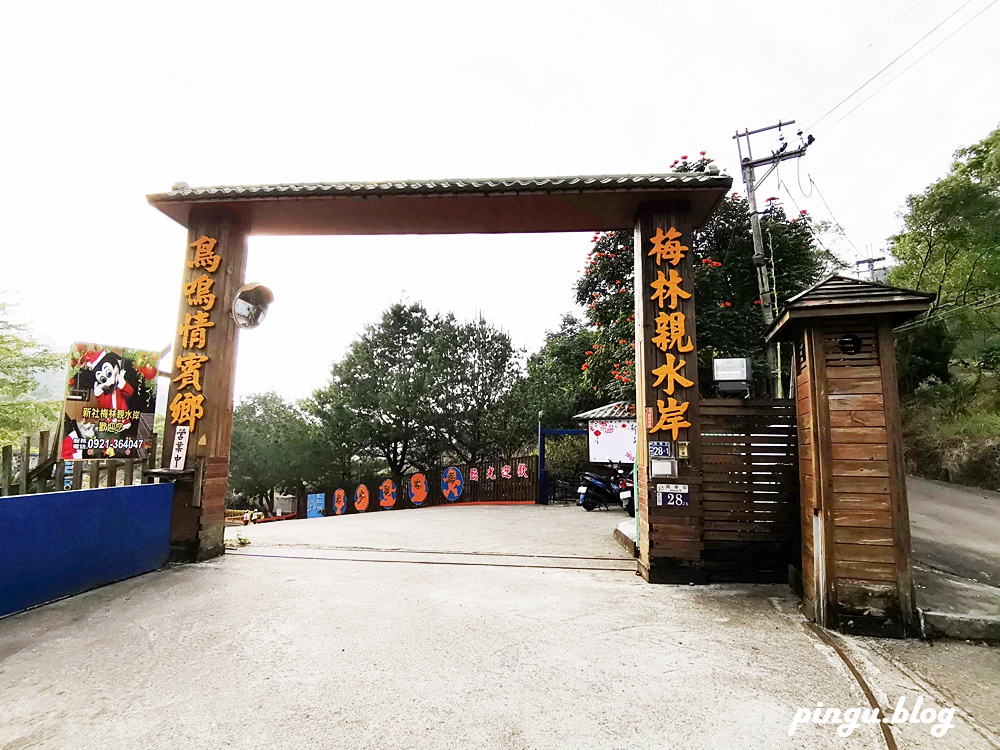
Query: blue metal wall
0,483,174,618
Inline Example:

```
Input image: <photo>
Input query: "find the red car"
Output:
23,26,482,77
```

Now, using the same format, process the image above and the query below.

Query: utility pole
733,120,815,397
855,256,886,282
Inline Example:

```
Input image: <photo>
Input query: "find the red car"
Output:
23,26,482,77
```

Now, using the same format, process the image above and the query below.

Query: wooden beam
161,210,248,560
878,320,917,634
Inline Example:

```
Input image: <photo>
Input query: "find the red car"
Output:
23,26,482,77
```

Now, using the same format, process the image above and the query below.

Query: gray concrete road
908,477,1000,585
1,505,997,749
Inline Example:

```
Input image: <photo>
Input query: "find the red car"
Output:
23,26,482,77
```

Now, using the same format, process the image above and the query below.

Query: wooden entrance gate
700,399,799,582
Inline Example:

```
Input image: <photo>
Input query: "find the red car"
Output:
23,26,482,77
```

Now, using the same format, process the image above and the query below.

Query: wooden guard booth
765,276,933,637
147,173,731,561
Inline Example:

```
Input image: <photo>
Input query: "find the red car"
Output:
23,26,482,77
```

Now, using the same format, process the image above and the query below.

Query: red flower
585,350,594,356
581,364,589,370
699,150,706,156
619,339,627,345
681,155,688,160
754,300,761,305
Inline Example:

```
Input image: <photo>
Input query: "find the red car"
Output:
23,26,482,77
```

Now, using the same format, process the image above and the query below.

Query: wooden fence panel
459,455,538,502
700,399,800,582
0,429,155,496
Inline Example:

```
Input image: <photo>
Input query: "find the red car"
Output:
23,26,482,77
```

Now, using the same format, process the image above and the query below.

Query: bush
902,371,1000,490
896,321,956,394
543,435,589,476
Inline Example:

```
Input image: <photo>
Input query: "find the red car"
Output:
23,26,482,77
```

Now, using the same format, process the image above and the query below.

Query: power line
839,84,1000,172
818,0,998,136
847,109,1000,192
776,171,839,260
806,0,977,131
808,175,861,256
895,292,1000,332
788,0,927,116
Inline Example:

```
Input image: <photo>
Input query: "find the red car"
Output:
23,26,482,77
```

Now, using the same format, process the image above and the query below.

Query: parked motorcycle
577,461,635,516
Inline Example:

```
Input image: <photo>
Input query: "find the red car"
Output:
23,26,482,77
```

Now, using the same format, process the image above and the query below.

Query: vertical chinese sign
634,208,702,582
169,234,220,456
163,215,249,560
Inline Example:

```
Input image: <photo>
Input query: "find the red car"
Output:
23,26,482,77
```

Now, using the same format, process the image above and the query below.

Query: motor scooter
577,461,635,516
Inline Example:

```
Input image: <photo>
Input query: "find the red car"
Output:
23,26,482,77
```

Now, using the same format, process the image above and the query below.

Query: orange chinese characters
379,479,397,508
169,391,205,429
409,474,428,506
652,311,694,353
184,274,216,311
650,397,691,439
178,311,214,349
650,269,691,310
648,227,688,267
188,236,221,273
173,353,209,392
651,354,693,395
354,484,370,512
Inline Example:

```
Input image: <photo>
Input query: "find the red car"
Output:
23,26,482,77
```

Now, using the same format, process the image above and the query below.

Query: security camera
232,282,273,329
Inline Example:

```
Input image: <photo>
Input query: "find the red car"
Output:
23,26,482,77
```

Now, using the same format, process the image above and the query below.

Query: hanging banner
587,419,637,463
61,342,159,461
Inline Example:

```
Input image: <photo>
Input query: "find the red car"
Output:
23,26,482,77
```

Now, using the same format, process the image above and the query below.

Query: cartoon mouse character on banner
84,350,134,430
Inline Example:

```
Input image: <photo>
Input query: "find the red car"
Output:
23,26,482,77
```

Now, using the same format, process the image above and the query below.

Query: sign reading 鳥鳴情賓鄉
61,343,160,461
167,235,223,440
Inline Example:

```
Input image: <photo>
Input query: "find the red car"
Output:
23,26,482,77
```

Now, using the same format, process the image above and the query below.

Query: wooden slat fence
318,455,540,516
700,399,800,582
0,430,158,496
460,455,538,502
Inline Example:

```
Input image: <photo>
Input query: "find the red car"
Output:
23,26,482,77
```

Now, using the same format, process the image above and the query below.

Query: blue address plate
648,441,673,458
656,483,690,507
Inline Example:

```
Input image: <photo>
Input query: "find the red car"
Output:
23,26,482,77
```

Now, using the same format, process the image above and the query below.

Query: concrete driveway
1,504,996,749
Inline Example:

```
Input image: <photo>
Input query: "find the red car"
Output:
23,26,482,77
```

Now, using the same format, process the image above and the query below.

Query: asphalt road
1,505,997,749
907,476,1000,585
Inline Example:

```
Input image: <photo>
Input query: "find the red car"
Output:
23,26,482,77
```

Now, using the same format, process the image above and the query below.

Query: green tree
0,303,64,446
889,127,1000,352
312,303,450,483
312,304,531,476
508,314,600,433
575,153,836,399
432,316,523,464
229,391,326,510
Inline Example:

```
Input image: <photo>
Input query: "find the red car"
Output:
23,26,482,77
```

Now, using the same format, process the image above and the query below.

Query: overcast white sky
3,0,998,401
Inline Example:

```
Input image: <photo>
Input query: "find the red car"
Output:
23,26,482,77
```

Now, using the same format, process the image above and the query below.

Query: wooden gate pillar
765,276,933,636
634,203,704,583
162,210,248,561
